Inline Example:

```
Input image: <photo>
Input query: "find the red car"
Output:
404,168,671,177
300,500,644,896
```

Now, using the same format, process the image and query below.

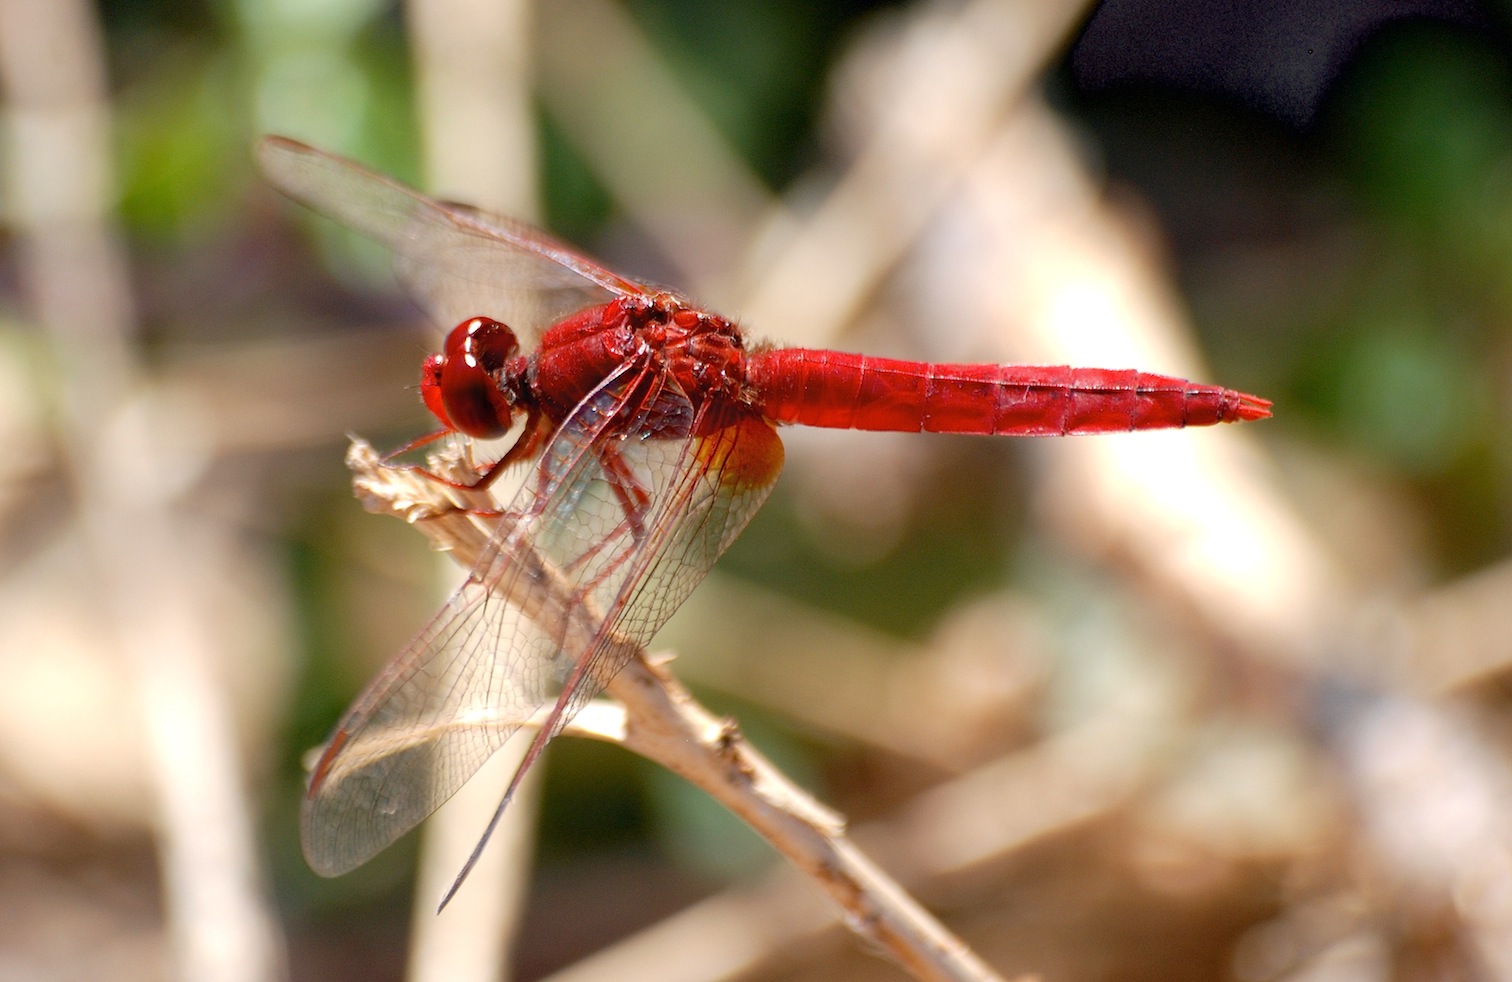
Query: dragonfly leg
597,443,653,542
385,407,547,494
380,426,449,462
536,443,652,608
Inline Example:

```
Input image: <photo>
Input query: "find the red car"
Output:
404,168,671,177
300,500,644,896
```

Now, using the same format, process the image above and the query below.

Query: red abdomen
745,349,1271,435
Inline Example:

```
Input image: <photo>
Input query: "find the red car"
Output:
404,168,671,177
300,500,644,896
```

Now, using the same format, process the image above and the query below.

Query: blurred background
3,0,1512,979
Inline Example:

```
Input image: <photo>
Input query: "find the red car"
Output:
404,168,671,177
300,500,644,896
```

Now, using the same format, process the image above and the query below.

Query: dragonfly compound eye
459,316,520,371
433,317,520,439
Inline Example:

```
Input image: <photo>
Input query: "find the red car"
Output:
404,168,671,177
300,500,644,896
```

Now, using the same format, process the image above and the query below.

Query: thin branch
347,438,1008,982
539,700,1147,982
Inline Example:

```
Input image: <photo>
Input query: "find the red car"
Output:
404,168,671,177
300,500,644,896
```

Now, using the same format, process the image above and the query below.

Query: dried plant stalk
347,438,1007,982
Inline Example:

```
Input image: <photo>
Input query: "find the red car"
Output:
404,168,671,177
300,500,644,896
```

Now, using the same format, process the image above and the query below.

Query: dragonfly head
423,316,523,439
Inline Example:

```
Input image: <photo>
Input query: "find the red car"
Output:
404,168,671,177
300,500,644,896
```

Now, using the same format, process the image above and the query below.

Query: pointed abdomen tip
1235,392,1273,422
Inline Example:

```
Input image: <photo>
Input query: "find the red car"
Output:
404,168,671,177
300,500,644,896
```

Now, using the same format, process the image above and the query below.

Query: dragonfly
258,136,1270,906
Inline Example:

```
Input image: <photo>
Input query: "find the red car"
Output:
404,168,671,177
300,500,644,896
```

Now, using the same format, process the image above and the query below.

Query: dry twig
346,438,1008,982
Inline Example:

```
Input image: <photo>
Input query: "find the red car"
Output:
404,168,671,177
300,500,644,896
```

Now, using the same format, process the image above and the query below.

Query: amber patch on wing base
699,415,785,493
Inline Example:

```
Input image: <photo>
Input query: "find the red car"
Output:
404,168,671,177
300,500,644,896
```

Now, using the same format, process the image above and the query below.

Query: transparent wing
301,363,786,876
257,136,646,345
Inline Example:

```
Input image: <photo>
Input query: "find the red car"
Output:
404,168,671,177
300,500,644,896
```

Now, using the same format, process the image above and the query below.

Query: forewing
301,361,785,877
257,136,643,344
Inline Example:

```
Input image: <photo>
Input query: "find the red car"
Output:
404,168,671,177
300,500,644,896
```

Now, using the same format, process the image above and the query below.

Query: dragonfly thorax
422,316,531,439
530,297,749,433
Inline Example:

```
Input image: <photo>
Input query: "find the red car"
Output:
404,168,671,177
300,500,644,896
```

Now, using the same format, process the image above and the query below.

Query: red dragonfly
259,136,1269,904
